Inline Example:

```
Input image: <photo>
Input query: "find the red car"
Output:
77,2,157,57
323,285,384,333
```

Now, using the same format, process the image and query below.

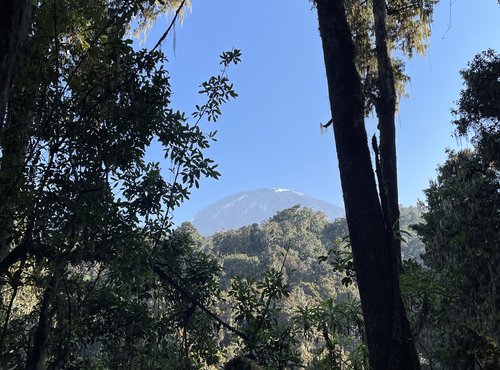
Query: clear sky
145,0,500,224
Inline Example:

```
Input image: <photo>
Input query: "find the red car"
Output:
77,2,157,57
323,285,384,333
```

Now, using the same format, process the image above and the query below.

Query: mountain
192,188,344,235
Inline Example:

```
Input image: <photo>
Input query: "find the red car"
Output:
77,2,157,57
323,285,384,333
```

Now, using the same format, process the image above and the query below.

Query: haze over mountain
192,188,344,235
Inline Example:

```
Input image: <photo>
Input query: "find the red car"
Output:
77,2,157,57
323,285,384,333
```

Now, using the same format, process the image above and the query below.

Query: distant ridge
192,188,344,235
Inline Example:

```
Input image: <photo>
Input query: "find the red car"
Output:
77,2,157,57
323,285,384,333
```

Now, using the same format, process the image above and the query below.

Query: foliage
212,223,265,257
293,296,367,370
342,0,438,114
0,0,241,368
318,236,356,287
452,49,500,168
409,51,500,369
412,149,500,369
227,270,302,369
399,205,426,262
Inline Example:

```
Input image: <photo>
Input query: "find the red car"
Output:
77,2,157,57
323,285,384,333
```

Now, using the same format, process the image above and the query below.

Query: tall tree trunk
0,0,31,260
0,0,30,133
0,102,31,260
314,0,419,368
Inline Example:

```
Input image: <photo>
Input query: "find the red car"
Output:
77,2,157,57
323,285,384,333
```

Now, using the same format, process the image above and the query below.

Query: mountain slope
192,188,344,235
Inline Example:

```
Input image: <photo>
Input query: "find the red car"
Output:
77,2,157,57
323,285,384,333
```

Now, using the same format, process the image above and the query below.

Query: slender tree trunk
314,0,419,368
372,0,401,267
371,2,420,368
26,271,59,370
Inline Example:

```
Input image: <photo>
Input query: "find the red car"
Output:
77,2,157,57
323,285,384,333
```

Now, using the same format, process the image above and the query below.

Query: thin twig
151,0,186,53
441,0,453,39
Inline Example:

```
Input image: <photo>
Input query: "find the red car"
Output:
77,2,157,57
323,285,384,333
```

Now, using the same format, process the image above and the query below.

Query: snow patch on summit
274,188,303,196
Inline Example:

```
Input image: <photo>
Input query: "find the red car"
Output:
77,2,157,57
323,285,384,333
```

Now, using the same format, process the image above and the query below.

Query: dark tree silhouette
314,0,420,368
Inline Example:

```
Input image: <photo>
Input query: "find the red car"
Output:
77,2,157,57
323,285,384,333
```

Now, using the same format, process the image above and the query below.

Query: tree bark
371,1,420,368
372,0,401,268
314,0,419,368
26,271,60,370
0,0,31,133
0,0,31,260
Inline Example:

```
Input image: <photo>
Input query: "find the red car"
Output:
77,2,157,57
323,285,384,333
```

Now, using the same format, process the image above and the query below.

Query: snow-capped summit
192,188,344,235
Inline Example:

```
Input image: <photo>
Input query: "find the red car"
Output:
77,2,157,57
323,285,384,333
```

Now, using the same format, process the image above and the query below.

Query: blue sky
145,0,500,224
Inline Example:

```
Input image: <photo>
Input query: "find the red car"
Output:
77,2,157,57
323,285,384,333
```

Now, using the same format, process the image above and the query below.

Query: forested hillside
201,205,424,294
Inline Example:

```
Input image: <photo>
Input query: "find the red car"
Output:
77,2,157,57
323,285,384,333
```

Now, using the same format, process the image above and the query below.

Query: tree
452,49,499,169
313,0,436,368
0,0,242,368
413,150,500,369
411,50,500,369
